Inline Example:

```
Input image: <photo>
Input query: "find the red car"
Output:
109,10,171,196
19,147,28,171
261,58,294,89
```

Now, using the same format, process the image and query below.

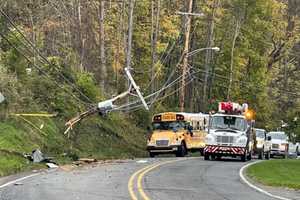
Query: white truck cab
254,128,271,159
204,102,254,162
267,131,289,158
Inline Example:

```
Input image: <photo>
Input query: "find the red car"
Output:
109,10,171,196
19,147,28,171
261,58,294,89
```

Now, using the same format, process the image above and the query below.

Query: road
0,157,279,200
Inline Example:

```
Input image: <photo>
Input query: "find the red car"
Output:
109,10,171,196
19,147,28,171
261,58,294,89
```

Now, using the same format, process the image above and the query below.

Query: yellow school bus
147,112,208,157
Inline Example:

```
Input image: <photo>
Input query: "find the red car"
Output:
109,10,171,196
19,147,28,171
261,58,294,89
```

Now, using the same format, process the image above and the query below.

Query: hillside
0,113,148,176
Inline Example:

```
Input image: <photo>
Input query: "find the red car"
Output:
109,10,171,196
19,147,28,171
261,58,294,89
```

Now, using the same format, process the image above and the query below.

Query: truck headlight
147,139,155,145
280,144,286,150
171,139,181,145
205,135,214,144
236,137,247,144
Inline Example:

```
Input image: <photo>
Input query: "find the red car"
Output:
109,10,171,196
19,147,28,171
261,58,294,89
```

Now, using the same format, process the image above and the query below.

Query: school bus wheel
176,142,186,157
149,152,156,158
204,153,210,160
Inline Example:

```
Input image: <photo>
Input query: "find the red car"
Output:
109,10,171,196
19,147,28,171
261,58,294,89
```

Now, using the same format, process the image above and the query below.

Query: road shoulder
240,161,300,200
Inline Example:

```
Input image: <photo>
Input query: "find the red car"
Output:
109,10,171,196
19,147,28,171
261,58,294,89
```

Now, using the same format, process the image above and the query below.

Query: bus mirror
147,126,152,133
267,136,271,141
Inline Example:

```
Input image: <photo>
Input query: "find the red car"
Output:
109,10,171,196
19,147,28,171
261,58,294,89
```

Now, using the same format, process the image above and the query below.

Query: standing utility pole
99,0,107,92
126,0,135,111
203,0,219,111
179,0,193,112
150,0,160,96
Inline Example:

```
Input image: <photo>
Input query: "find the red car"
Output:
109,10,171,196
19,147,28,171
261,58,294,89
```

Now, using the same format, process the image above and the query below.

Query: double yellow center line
128,158,194,200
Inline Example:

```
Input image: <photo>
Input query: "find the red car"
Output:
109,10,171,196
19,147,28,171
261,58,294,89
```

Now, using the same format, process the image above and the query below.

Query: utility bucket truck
204,102,255,162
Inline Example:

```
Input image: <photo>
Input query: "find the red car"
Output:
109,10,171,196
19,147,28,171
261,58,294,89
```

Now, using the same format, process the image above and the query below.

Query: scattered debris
78,158,97,163
14,182,23,186
24,149,55,164
32,149,44,163
136,160,148,164
60,164,77,172
46,163,59,169
73,158,97,166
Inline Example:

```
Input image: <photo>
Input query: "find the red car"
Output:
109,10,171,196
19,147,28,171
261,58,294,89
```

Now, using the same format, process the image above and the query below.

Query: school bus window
196,121,200,130
152,121,186,131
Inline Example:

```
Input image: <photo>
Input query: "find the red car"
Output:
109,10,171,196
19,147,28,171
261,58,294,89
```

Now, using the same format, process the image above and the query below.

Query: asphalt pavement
0,157,291,200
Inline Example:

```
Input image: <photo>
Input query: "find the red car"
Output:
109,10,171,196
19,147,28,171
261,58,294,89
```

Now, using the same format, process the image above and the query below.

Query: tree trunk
179,0,193,112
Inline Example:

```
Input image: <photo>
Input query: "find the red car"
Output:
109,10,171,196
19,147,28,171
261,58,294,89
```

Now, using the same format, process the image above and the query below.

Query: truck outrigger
204,102,255,161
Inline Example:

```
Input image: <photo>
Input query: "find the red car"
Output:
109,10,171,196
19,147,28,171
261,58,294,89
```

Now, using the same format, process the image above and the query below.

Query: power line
145,34,184,91
116,78,194,112
0,9,94,104
116,61,300,111
188,64,300,97
0,31,91,106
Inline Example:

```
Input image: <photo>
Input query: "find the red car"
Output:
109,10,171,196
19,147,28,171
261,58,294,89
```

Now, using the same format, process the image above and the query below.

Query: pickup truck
267,131,288,158
254,128,271,159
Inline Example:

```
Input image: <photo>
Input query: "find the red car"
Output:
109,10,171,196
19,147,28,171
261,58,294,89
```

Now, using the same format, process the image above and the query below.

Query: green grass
0,112,147,177
0,151,44,177
246,160,300,189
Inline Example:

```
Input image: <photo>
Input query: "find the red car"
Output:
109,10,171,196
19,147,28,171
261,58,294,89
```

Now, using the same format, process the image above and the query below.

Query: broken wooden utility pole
179,0,193,112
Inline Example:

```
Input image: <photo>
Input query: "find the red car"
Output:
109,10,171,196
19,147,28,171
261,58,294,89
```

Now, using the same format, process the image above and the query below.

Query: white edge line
0,173,40,189
239,161,292,200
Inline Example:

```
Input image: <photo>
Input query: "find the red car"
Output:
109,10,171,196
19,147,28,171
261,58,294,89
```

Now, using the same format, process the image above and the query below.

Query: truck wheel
265,151,270,160
149,152,156,158
211,155,216,160
200,149,204,156
204,153,210,160
247,151,252,161
176,142,186,157
241,150,247,162
258,150,264,160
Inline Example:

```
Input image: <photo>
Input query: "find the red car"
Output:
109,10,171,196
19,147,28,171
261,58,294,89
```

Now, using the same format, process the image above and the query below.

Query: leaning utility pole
179,0,193,112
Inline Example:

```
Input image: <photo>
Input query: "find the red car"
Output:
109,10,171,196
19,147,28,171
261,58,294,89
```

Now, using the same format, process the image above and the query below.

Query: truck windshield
152,121,186,131
210,116,246,131
256,130,265,138
267,132,287,140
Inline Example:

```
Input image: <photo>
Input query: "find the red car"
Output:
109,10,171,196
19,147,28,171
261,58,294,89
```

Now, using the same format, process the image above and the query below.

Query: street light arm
176,11,205,17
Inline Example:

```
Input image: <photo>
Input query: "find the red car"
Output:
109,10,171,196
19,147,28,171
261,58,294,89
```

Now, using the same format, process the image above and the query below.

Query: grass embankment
0,113,147,177
246,160,300,190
